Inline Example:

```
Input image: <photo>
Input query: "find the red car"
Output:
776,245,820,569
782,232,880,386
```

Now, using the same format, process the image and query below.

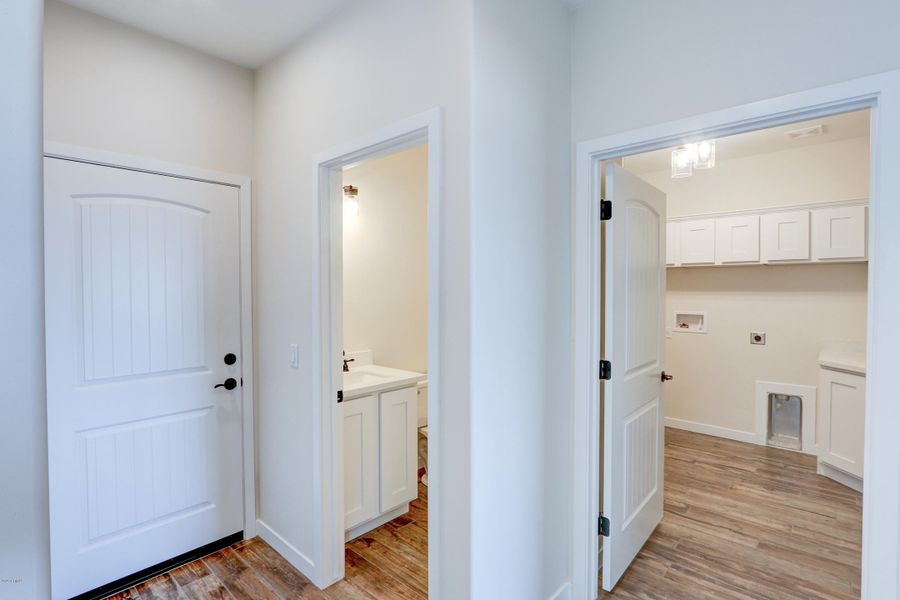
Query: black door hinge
337,390,343,403
600,199,612,221
599,514,610,537
599,360,612,381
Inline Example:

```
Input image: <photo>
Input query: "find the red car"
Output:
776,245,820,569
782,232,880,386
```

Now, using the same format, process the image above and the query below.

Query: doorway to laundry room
594,108,870,598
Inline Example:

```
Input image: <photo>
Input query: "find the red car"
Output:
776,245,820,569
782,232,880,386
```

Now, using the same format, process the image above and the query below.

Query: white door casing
45,158,245,599
602,164,666,592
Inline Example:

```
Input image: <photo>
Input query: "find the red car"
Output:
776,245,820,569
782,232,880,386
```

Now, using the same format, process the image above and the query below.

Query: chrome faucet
342,351,355,373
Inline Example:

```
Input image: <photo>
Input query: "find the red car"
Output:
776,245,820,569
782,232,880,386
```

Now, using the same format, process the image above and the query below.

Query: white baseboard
256,519,317,582
817,461,864,493
664,417,761,445
549,581,572,600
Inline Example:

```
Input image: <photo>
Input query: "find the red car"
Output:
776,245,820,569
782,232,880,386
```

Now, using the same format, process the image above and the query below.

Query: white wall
665,264,867,435
572,0,900,142
0,1,49,599
470,0,572,597
342,145,428,374
44,0,254,174
635,136,870,217
253,1,472,596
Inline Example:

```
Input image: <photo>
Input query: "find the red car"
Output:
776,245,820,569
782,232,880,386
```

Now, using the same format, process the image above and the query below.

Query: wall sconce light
343,184,359,218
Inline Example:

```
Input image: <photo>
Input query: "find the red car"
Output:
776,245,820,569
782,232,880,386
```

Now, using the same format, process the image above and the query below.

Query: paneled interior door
44,158,244,599
602,164,667,592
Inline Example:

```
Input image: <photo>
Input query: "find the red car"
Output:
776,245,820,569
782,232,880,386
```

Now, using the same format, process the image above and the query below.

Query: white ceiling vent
785,124,826,140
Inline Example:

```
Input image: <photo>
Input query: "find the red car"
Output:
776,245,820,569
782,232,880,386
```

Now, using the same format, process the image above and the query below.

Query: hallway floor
599,428,862,599
107,482,428,599
108,428,861,599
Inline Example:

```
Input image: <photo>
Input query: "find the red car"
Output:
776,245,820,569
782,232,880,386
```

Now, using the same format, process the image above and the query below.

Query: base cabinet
343,395,379,530
818,368,865,482
343,385,419,537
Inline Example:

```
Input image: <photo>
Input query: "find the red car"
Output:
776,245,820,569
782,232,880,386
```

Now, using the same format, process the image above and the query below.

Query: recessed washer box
673,311,707,334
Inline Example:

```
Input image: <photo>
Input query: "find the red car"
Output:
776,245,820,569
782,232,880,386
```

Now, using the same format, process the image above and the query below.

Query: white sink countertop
343,363,426,400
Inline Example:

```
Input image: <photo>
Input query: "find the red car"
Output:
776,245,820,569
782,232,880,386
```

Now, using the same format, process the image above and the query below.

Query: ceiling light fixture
671,140,716,178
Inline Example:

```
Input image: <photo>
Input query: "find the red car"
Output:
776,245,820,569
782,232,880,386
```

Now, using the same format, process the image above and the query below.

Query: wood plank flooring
600,428,862,599
106,482,428,600
107,428,861,599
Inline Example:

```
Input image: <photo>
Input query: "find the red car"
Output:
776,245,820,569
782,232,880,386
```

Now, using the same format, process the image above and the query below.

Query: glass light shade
693,140,716,170
343,196,359,219
671,146,693,178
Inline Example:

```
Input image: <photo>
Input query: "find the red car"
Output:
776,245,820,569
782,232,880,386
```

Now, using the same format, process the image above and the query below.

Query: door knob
224,353,237,365
215,378,238,390
661,371,673,382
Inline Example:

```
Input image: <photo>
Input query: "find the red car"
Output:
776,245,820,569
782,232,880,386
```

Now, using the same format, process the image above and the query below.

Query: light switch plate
750,332,766,345
289,344,299,368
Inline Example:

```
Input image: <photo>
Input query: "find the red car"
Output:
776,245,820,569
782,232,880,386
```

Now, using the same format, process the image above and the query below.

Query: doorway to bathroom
593,109,869,598
313,110,442,598
569,75,897,600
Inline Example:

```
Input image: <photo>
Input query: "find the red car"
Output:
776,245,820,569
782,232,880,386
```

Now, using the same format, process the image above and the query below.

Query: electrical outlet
750,332,766,345
289,344,299,368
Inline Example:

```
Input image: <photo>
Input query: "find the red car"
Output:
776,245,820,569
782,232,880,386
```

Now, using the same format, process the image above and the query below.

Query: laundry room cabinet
666,201,867,268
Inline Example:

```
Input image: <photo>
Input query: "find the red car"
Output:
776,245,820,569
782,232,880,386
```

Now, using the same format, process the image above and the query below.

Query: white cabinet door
45,159,245,599
665,221,679,266
678,219,716,265
762,210,810,262
379,387,418,512
812,205,867,260
343,395,379,530
715,215,759,264
819,370,865,478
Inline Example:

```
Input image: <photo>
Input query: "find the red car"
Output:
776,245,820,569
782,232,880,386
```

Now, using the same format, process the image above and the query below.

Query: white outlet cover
751,332,766,345
290,343,299,368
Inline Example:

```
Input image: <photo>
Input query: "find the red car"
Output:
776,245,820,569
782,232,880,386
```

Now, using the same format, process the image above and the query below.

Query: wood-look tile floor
108,429,861,600
600,428,862,599
107,481,428,600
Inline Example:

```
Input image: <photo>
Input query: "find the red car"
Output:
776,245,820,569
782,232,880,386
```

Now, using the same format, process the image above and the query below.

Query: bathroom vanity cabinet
342,378,420,539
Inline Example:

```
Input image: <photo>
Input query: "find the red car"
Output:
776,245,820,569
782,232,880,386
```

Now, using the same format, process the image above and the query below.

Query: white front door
44,158,245,599
601,163,667,592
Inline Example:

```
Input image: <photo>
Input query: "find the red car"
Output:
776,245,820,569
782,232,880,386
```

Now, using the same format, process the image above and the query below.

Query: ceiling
58,0,356,69
625,109,870,174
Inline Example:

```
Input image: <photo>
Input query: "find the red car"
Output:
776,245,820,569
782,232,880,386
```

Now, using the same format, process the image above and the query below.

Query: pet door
767,393,802,450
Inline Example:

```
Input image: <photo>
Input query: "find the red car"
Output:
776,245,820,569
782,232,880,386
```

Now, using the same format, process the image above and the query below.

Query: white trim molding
42,142,258,540
572,69,900,600
310,108,444,595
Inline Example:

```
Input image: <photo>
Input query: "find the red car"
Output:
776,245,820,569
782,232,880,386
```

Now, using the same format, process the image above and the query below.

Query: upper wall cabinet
678,219,716,265
812,205,867,261
666,222,679,266
762,210,810,262
715,215,760,264
666,201,867,268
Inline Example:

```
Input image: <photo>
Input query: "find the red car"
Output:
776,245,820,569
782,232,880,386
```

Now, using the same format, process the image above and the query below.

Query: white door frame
42,142,257,540
311,108,443,593
572,70,900,600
